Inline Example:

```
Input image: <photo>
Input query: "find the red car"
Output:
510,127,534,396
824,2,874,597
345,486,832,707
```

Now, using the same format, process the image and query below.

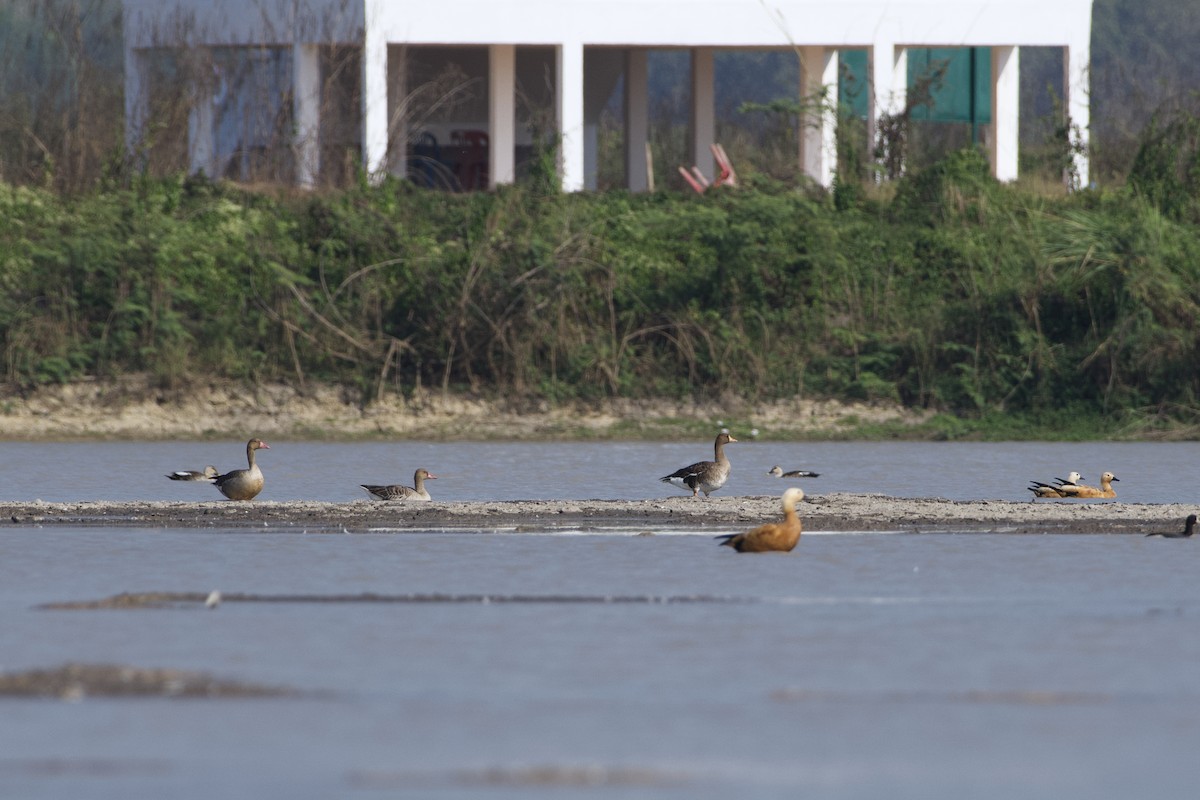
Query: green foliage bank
3,147,1200,437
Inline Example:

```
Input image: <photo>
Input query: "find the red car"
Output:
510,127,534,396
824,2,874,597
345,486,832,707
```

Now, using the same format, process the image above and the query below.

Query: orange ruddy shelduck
715,488,805,553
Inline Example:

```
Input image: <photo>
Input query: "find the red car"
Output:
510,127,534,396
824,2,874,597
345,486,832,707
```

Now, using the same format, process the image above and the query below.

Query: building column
123,47,149,166
690,47,716,182
799,46,838,188
489,44,516,187
361,8,389,181
557,41,585,192
869,40,907,170
1065,40,1090,188
187,53,216,176
293,43,321,187
624,49,650,192
989,46,1019,182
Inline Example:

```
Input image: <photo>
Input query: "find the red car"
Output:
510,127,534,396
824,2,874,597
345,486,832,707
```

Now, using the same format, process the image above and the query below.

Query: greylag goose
361,468,437,501
1054,471,1119,499
166,465,219,482
213,439,270,501
660,432,736,497
715,487,805,553
1146,514,1198,538
768,465,820,478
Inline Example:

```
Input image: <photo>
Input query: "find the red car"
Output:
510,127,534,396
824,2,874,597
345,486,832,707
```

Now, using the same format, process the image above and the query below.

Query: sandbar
2,494,1193,534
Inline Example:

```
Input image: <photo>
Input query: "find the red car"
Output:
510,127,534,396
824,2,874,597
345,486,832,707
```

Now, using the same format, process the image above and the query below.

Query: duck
1054,471,1084,487
715,487,805,553
361,468,437,501
1027,471,1086,500
660,432,736,497
212,439,270,501
1028,481,1067,500
166,465,219,482
1145,514,1197,538
768,465,820,479
1054,471,1119,499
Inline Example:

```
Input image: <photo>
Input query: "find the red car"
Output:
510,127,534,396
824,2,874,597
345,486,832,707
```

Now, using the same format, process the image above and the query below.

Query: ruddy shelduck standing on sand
660,432,736,497
715,487,805,553
213,438,270,501
1145,514,1197,538
361,468,438,502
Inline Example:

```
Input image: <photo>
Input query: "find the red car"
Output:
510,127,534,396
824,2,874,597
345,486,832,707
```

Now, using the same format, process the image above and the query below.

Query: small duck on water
166,465,219,482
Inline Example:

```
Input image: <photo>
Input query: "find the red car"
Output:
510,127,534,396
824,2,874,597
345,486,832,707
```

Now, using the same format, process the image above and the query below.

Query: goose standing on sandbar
166,465,219,482
715,488,805,553
213,439,270,501
660,432,736,497
361,468,437,501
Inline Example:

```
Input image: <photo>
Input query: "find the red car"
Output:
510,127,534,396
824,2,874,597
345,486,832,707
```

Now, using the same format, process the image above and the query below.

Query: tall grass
3,146,1200,437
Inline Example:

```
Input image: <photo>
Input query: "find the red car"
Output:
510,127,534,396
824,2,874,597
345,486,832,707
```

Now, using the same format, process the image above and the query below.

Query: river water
1,439,1198,503
1,440,1199,798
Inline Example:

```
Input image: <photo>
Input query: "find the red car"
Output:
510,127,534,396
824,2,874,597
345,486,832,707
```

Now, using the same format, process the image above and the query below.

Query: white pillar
1065,40,1090,188
361,8,389,181
990,46,1019,182
293,43,321,188
489,44,516,187
557,41,585,192
624,48,649,192
584,122,599,191
799,46,838,188
388,46,408,179
188,56,216,177
690,47,716,182
123,47,148,165
869,40,907,168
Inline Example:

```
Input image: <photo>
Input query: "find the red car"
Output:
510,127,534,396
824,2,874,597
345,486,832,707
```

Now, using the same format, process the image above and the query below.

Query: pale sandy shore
2,494,1194,534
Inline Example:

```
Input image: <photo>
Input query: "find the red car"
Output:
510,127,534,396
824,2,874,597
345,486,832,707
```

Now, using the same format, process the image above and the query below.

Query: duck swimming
166,465,219,482
715,488,805,553
768,465,820,479
1145,514,1197,538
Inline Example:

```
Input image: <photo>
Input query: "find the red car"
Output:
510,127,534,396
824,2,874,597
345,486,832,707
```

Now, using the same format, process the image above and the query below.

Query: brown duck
660,432,736,497
1027,470,1084,500
1053,471,1119,499
715,488,805,553
213,439,270,501
361,468,437,501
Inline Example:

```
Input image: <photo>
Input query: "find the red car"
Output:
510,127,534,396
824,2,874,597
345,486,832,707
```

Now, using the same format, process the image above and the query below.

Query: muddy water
2,525,1199,799
2,439,1198,503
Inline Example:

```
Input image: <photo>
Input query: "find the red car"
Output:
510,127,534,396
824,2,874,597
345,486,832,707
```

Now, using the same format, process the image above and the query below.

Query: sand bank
0,378,926,440
2,494,1193,534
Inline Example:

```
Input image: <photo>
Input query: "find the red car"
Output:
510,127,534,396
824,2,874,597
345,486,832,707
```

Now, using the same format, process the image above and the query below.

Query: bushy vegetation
3,146,1199,437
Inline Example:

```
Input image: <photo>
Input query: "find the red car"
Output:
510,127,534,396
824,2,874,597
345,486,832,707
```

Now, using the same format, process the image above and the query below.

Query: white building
122,0,1094,190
